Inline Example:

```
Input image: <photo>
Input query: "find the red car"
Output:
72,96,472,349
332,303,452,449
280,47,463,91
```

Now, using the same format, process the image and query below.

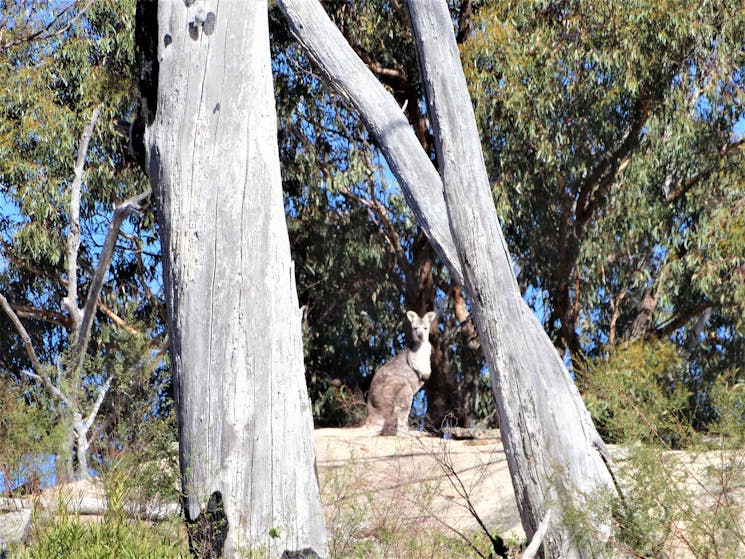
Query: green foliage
554,421,745,558
0,0,146,239
85,325,176,476
0,378,64,493
274,0,743,431
16,513,188,559
13,435,183,557
461,0,745,424
707,374,745,445
582,339,694,446
609,441,745,558
0,0,168,479
309,374,367,428
581,344,745,557
101,437,180,522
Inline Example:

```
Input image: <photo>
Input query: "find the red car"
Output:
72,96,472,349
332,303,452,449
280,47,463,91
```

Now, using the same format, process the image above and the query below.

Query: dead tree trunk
278,0,619,556
138,2,328,557
276,0,464,288
405,1,617,556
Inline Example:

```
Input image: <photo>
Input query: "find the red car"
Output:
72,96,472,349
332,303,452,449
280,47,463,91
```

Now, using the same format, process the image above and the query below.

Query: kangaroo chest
407,344,432,380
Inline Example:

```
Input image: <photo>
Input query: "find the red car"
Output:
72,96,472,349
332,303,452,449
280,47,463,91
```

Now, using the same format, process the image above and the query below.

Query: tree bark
140,2,327,557
405,2,618,557
452,284,485,425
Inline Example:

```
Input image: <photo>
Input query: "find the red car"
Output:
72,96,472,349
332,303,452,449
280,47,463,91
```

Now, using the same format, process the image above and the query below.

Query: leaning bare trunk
140,2,327,557
406,2,617,556
277,0,464,287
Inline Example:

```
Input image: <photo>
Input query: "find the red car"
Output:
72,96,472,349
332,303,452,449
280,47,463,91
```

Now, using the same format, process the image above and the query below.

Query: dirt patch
314,428,524,542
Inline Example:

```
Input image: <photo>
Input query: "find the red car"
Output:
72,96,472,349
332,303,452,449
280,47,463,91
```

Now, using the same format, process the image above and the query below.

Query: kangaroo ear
406,310,418,324
423,311,436,324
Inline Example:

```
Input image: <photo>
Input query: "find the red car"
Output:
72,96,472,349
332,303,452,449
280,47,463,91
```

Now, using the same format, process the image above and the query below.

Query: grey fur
365,310,436,435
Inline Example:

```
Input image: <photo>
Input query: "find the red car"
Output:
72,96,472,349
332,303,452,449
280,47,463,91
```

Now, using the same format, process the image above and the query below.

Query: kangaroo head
406,310,436,344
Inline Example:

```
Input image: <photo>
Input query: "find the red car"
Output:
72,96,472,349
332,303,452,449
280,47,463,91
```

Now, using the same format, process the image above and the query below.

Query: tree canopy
461,0,745,426
271,0,744,434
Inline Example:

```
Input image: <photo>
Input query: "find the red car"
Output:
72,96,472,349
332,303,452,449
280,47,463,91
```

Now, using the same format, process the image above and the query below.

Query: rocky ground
0,429,521,553
315,428,522,539
2,428,744,557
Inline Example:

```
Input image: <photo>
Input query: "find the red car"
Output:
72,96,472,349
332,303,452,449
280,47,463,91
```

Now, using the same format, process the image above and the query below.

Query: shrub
15,513,188,559
581,339,694,447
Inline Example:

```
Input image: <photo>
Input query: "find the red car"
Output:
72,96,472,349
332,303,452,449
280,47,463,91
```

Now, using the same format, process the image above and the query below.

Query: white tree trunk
405,2,617,557
277,0,620,556
276,0,464,287
73,412,89,480
142,2,327,557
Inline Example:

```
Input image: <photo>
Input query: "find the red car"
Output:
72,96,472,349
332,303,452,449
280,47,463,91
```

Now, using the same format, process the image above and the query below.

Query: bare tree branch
356,52,408,88
72,188,152,374
655,302,713,338
0,0,94,52
64,105,101,334
630,288,658,339
575,98,651,231
405,1,617,554
97,303,141,335
9,303,72,329
429,438,508,558
520,509,552,559
452,284,480,350
84,375,112,428
0,293,47,376
0,292,73,408
607,287,627,347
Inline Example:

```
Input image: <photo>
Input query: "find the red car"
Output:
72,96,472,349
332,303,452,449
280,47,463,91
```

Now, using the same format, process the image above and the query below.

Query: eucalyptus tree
274,0,745,434
0,0,166,483
461,0,745,408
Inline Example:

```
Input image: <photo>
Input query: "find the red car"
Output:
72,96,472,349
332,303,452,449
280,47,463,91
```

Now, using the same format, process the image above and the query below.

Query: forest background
0,0,744,496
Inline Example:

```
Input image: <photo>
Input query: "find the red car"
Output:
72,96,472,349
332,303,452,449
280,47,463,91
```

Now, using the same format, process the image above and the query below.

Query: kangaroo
365,310,436,436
